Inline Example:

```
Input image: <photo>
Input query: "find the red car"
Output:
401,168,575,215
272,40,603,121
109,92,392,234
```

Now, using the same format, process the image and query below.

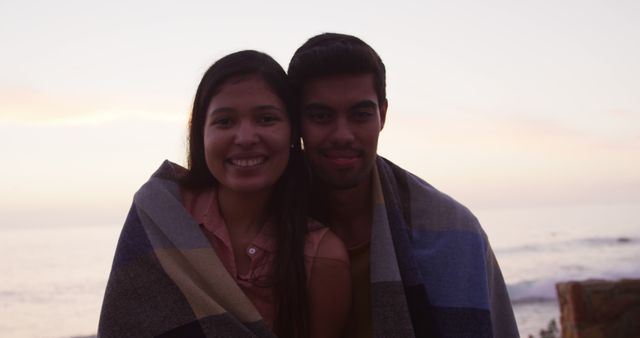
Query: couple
99,33,519,338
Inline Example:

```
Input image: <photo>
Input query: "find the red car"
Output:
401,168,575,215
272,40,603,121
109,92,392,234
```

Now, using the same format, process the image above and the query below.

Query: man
288,33,519,338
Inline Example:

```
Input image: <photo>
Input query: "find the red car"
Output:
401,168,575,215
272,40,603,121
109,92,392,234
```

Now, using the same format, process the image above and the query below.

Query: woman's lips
227,156,267,168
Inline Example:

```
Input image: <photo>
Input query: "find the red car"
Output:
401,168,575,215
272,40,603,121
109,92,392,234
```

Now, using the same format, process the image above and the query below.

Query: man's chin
314,172,368,191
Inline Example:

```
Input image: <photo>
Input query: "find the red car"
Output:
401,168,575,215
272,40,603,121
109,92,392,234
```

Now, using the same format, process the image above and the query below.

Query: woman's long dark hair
182,50,309,338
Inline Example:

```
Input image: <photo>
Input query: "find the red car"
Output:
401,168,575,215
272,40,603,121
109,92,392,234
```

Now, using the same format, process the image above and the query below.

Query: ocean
0,202,638,338
480,202,640,337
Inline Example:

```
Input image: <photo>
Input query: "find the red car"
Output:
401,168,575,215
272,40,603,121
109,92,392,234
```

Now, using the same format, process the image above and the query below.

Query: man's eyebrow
350,100,378,110
302,102,334,112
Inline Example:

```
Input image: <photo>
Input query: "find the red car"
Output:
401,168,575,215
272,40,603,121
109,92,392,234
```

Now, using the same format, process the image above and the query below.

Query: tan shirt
342,241,372,338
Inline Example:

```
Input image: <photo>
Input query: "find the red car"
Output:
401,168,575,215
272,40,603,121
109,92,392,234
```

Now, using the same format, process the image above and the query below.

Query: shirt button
247,246,257,256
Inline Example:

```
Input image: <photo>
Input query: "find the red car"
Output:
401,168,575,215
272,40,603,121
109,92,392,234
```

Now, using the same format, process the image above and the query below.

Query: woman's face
204,75,291,194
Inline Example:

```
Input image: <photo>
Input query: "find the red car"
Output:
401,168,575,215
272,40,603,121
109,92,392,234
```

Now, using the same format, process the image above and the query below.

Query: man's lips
320,149,362,167
329,157,358,166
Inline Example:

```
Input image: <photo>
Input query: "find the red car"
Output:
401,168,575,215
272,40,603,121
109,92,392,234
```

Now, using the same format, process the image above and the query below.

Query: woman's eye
258,115,279,125
212,117,232,127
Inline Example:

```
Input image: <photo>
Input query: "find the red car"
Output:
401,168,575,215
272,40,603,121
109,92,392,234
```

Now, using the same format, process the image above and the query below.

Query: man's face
300,74,387,190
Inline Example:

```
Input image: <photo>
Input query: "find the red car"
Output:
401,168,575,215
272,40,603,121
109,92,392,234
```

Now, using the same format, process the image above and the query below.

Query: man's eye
352,111,373,121
308,111,331,123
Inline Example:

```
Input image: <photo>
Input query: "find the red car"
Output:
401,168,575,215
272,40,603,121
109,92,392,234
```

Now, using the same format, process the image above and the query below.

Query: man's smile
320,149,362,167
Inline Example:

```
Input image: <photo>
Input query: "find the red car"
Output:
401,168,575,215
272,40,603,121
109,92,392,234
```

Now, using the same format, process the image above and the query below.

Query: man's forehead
301,73,377,102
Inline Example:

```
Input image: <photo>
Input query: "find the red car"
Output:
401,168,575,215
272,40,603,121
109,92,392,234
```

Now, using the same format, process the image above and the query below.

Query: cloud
0,86,187,126
0,114,188,216
379,112,640,207
0,86,104,121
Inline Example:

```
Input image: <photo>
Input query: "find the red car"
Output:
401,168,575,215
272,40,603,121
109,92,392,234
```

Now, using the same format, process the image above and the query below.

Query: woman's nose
234,121,259,146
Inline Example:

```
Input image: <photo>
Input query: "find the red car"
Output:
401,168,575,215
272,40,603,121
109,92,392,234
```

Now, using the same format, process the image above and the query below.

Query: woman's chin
220,180,277,195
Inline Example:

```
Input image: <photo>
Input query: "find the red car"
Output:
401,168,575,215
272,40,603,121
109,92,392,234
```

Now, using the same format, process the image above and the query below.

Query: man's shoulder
377,157,483,234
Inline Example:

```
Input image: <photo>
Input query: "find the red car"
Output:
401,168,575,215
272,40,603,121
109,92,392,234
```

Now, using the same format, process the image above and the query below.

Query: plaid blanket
371,157,519,338
98,161,275,338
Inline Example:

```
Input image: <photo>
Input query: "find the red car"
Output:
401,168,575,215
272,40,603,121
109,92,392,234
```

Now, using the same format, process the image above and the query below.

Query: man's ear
379,99,388,130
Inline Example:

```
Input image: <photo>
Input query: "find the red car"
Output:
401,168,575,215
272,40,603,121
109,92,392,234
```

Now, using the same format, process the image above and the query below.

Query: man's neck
323,174,373,250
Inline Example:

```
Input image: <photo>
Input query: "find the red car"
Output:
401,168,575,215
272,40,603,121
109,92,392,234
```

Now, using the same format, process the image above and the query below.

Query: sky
1,0,639,229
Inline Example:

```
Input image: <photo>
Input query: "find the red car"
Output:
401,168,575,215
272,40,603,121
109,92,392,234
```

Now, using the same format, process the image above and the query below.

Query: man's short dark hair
288,33,387,105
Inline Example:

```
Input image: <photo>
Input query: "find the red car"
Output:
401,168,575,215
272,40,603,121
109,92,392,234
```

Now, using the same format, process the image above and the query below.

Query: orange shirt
181,187,351,334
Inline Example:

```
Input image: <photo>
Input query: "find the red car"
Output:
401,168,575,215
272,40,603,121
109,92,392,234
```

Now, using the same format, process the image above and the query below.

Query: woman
99,51,351,338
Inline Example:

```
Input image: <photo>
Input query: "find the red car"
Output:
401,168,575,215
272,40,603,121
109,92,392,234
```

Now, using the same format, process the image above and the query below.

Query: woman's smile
227,155,268,168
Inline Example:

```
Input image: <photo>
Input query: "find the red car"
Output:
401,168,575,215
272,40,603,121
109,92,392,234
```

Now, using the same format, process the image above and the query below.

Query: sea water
0,224,118,338
0,202,638,338
478,202,640,337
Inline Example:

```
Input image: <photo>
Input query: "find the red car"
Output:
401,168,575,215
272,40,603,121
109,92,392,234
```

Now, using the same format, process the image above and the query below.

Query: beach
0,202,638,338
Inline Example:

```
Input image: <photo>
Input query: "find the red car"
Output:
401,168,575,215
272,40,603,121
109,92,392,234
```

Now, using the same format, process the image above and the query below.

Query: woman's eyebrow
208,107,236,116
254,105,283,112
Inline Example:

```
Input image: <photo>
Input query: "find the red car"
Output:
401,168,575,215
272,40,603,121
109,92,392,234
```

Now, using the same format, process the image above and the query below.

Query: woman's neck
216,186,273,276
217,186,272,237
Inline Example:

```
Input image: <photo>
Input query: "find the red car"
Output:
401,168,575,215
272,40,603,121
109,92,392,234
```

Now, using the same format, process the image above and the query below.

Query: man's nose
234,121,259,146
329,117,355,145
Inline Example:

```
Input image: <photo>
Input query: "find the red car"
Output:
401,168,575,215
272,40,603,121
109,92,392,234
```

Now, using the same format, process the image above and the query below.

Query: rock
556,279,640,338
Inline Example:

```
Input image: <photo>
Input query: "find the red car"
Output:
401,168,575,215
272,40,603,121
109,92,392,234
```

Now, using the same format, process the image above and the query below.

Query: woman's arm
307,230,352,338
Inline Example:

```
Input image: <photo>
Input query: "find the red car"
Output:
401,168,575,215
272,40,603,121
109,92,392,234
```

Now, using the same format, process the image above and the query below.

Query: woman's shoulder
304,219,349,263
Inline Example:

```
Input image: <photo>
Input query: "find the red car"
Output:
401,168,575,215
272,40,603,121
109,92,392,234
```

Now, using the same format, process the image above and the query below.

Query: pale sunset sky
1,0,639,229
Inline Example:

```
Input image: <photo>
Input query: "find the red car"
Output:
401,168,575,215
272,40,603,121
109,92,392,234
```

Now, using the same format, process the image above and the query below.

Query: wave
495,236,637,255
507,270,640,305
508,279,559,305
